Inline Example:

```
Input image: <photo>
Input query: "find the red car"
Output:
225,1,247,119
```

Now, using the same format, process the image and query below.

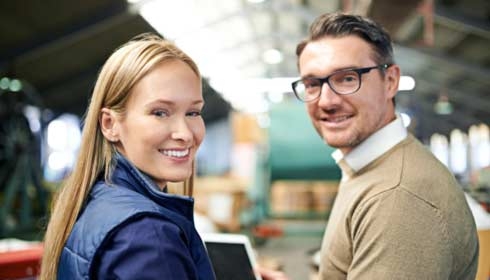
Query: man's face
298,35,399,154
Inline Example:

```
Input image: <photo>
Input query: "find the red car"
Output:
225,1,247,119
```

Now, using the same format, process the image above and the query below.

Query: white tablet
201,233,262,280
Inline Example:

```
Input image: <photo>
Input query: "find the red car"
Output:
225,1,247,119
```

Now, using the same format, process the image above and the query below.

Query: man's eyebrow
301,65,361,79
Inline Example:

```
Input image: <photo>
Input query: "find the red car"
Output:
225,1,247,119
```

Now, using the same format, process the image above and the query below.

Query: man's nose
317,82,342,107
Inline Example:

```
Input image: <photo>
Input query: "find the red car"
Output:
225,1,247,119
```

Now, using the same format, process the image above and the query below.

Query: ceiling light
434,94,453,115
398,75,415,91
9,79,22,92
430,133,449,167
268,92,283,103
400,112,411,127
0,77,9,90
262,48,283,64
449,129,468,174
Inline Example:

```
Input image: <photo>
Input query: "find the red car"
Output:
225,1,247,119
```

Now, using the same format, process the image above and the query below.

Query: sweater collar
332,114,408,180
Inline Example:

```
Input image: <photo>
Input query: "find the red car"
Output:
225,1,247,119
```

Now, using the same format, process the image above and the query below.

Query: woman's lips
160,148,190,158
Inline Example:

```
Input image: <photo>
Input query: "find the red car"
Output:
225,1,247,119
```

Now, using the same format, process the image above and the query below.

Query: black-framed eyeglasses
291,64,391,102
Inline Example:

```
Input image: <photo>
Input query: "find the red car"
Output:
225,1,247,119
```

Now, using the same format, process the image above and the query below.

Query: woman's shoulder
93,216,204,279
109,215,185,244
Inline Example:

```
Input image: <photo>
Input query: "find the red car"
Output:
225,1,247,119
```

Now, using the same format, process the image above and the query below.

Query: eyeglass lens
294,69,361,101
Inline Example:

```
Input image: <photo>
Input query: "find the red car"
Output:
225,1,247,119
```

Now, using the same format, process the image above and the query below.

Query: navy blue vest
57,155,214,279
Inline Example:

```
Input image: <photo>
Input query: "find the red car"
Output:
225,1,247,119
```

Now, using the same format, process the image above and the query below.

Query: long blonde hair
40,34,200,280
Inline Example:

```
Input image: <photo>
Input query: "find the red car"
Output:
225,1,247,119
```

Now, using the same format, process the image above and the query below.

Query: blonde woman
40,34,215,279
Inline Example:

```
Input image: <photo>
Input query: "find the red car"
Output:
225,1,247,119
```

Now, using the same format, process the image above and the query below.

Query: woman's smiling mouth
160,148,190,158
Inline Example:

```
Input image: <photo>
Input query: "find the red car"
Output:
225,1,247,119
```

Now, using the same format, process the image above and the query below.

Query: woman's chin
165,171,193,183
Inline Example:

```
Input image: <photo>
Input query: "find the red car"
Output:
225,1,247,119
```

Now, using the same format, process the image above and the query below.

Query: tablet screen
205,242,256,280
202,233,261,280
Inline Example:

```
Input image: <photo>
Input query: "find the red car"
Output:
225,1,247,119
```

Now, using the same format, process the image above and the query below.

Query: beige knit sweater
319,134,479,279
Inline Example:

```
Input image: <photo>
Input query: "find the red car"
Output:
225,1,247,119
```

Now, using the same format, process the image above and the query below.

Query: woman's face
111,59,205,189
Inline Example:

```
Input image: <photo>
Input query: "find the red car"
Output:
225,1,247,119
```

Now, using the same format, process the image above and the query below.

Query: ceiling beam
368,0,424,35
15,15,140,69
0,1,130,65
395,44,490,84
435,5,490,39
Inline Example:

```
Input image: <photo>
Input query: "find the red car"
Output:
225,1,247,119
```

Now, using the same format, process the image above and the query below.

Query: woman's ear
100,108,119,142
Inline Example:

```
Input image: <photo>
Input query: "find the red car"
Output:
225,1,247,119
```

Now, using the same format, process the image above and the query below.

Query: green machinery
249,100,341,237
0,84,48,239
268,101,341,182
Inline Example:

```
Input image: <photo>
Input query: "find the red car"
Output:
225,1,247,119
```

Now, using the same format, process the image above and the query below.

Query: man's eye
304,79,321,88
333,72,358,84
342,75,357,82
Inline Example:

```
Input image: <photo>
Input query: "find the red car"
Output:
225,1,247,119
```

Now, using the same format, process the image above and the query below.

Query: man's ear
385,64,401,100
100,108,119,142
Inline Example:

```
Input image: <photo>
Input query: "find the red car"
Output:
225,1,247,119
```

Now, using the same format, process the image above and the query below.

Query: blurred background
0,0,489,279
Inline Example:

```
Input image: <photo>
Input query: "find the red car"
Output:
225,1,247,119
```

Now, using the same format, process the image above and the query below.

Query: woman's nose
171,118,193,142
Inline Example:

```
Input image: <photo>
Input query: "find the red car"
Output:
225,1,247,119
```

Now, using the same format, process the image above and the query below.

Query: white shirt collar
331,114,408,179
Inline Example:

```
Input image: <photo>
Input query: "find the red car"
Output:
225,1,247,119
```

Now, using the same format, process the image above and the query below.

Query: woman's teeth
161,149,189,157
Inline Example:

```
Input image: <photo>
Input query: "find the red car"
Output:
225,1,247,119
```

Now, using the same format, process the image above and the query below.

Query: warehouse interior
0,0,489,279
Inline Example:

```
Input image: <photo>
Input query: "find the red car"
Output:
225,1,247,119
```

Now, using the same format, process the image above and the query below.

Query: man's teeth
330,116,349,122
162,149,189,157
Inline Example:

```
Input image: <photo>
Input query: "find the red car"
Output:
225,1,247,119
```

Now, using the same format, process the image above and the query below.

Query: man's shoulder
398,135,462,198
351,134,462,210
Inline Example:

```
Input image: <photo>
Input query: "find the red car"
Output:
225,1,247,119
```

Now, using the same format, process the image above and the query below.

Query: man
292,13,479,279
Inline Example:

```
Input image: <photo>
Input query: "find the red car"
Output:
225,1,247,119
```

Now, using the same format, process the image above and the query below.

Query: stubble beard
319,125,363,151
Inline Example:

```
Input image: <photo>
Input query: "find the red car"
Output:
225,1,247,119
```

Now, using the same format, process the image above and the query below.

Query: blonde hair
40,34,200,280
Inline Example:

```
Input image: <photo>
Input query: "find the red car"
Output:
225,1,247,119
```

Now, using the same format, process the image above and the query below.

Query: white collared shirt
331,114,408,181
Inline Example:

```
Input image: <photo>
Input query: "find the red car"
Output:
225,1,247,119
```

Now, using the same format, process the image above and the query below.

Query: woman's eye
153,110,169,117
187,111,202,117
